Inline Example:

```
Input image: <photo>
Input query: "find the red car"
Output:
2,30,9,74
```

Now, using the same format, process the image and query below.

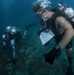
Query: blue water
0,0,74,75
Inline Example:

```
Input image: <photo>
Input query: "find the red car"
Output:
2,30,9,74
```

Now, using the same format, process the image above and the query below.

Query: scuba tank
51,2,74,24
58,2,74,18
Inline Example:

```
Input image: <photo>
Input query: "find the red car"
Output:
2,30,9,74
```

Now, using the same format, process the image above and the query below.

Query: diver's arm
2,34,7,46
25,23,37,30
10,39,16,60
55,17,74,49
22,30,27,39
23,23,36,38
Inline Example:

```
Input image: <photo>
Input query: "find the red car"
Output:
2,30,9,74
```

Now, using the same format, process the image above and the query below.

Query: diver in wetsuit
32,2,74,68
2,26,22,63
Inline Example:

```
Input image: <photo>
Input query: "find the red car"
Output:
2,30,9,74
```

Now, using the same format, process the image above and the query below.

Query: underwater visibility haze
0,0,74,75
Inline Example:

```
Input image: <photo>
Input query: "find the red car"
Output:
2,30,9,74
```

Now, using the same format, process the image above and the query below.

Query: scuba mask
37,9,50,22
41,11,49,22
33,0,51,21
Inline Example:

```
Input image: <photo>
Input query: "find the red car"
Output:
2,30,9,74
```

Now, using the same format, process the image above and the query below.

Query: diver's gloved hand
37,28,44,36
37,26,47,36
45,44,61,64
41,20,45,25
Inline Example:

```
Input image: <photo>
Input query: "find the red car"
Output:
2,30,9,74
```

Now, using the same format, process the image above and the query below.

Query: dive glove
37,26,48,36
45,44,61,64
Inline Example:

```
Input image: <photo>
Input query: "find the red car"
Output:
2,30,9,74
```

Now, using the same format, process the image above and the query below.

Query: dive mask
41,10,49,22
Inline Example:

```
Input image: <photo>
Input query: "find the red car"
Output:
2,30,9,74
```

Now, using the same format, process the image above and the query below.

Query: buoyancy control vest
46,2,74,35
52,2,74,27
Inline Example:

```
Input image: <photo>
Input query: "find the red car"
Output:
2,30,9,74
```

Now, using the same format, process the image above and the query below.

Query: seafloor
0,25,74,75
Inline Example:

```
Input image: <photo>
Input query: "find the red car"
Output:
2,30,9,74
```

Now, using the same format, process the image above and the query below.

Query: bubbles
33,0,52,9
40,0,51,9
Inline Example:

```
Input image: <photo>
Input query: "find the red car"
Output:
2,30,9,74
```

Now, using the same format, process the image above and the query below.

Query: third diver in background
2,26,22,64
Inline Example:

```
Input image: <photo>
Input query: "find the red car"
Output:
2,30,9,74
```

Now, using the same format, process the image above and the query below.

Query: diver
2,26,22,64
32,1,74,68
2,23,37,60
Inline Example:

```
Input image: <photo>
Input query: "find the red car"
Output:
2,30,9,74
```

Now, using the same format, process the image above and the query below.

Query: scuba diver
2,26,22,63
2,23,36,75
2,23,36,62
2,26,22,75
32,1,74,68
